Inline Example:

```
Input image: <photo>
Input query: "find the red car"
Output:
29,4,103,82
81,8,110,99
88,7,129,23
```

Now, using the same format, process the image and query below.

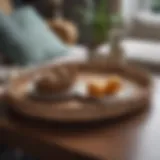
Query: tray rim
5,60,152,124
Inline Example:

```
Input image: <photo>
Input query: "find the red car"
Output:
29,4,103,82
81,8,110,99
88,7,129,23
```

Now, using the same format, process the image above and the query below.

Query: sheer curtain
121,0,151,25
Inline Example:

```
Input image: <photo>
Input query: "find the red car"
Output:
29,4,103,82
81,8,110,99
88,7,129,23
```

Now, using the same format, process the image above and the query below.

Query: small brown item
105,76,122,95
88,83,105,98
35,73,60,94
49,19,78,45
52,64,77,85
35,64,77,95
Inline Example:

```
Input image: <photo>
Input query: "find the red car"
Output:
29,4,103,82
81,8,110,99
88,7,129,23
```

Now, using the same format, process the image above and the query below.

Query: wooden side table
0,75,160,160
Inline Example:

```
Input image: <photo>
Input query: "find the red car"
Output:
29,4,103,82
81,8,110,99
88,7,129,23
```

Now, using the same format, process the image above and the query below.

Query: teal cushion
0,7,68,66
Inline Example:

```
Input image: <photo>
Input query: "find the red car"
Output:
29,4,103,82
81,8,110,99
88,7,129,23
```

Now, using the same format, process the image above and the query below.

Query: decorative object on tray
89,28,126,64
107,28,126,64
5,56,152,124
33,64,77,98
88,75,122,98
87,0,122,59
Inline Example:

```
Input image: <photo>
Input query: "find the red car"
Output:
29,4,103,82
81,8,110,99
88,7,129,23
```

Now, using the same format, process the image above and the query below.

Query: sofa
128,11,160,41
0,0,160,68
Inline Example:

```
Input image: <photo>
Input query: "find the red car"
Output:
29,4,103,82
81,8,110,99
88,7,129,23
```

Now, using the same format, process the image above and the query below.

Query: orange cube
88,83,105,98
105,76,121,95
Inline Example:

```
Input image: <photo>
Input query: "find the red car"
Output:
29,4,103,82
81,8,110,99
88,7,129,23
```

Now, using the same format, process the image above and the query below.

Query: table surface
0,75,160,160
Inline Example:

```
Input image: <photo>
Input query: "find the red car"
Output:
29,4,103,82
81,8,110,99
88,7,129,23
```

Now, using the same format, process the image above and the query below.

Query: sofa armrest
128,12,160,40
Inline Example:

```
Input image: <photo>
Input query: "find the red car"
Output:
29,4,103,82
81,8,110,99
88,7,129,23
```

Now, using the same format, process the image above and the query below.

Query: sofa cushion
0,7,68,66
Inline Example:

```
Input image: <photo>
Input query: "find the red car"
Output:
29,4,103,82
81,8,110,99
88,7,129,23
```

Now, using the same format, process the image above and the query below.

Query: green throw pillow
0,7,68,66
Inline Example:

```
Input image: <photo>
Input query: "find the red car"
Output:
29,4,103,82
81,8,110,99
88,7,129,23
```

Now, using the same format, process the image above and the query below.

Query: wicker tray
5,59,152,124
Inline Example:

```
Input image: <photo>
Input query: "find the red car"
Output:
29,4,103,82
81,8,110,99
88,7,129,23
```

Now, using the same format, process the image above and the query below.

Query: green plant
92,0,122,44
75,0,122,44
92,0,110,44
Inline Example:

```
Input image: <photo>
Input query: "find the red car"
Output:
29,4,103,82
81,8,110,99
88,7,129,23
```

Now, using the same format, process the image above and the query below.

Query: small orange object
88,83,105,98
105,76,122,95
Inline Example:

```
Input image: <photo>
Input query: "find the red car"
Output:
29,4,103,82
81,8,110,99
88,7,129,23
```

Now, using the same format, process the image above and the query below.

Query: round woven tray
6,60,152,124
